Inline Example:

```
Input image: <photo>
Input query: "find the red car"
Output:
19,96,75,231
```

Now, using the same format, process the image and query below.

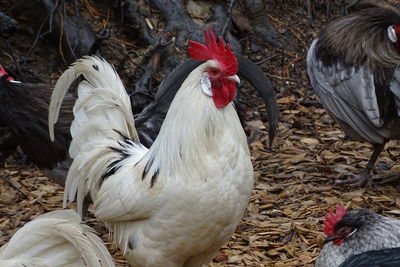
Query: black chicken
0,65,74,185
307,5,400,186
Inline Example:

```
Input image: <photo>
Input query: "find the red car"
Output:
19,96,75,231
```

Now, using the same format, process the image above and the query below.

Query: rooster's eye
209,69,220,76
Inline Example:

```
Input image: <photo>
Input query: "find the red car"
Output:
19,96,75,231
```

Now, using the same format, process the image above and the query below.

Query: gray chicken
316,206,400,267
307,5,400,186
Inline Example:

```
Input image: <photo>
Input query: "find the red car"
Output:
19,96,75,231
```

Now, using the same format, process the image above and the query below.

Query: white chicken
48,28,254,267
0,210,114,267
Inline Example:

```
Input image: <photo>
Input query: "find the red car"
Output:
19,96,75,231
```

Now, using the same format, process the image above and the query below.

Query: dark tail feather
236,55,279,149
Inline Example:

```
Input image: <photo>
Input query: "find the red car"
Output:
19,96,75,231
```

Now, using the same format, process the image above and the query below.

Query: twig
265,72,296,82
58,7,67,63
61,1,77,61
0,173,28,198
1,39,24,80
18,69,46,83
23,0,60,68
255,54,279,65
83,0,103,18
113,37,138,48
266,13,284,28
221,0,236,38
282,56,304,78
373,170,400,184
289,27,309,49
98,8,111,32
73,0,80,17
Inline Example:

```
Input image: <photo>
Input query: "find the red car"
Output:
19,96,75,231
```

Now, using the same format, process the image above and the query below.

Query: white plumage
0,210,114,267
48,55,253,267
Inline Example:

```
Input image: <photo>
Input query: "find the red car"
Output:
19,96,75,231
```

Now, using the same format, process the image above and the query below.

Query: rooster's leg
336,143,385,187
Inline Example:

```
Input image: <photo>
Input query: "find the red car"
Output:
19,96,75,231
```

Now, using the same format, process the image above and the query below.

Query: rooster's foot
335,172,372,188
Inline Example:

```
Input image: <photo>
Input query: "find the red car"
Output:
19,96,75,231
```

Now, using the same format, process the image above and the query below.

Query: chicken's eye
209,68,220,76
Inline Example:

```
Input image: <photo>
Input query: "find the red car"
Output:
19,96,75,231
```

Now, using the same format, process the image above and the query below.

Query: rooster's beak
228,75,240,84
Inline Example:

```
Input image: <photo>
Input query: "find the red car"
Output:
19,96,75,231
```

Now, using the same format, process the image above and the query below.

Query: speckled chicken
316,206,400,267
307,5,400,186
48,29,254,267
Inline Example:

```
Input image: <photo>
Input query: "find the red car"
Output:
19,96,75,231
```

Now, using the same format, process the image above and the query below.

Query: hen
307,5,400,186
0,210,114,267
48,29,254,267
316,206,400,267
0,65,74,185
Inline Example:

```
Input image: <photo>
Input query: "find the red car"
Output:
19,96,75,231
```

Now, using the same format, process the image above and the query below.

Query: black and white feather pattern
48,56,147,215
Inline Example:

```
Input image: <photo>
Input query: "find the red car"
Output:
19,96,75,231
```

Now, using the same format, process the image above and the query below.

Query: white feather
48,56,147,216
48,56,138,144
0,210,114,267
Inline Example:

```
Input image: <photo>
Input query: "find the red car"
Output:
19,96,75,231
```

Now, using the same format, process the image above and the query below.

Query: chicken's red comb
0,65,13,81
187,27,238,75
323,205,346,235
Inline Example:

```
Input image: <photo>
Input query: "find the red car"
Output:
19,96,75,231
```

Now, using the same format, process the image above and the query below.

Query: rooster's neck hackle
144,61,245,184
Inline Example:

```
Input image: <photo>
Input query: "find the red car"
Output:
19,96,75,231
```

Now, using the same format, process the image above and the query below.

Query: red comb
323,206,346,235
187,27,238,75
0,65,13,81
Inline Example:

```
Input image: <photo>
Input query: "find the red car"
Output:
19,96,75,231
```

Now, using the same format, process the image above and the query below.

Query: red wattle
333,239,344,245
211,79,236,108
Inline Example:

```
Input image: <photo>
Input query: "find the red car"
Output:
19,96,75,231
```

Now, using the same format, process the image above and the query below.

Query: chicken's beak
228,75,240,84
323,236,335,244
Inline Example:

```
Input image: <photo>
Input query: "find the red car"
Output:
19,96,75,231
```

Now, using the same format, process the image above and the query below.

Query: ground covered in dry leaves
2,1,400,266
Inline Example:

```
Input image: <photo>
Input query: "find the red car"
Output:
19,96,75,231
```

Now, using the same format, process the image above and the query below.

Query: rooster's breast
129,131,253,266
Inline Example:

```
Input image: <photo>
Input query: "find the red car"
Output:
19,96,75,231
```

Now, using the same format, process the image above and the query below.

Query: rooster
0,210,114,267
48,28,254,267
0,52,277,186
316,206,400,267
307,6,400,186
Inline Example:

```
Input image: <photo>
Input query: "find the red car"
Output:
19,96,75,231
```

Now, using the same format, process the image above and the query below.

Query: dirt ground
1,1,400,266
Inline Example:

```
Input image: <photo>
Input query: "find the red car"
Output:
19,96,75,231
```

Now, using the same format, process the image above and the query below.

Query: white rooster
0,210,114,267
48,28,254,267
